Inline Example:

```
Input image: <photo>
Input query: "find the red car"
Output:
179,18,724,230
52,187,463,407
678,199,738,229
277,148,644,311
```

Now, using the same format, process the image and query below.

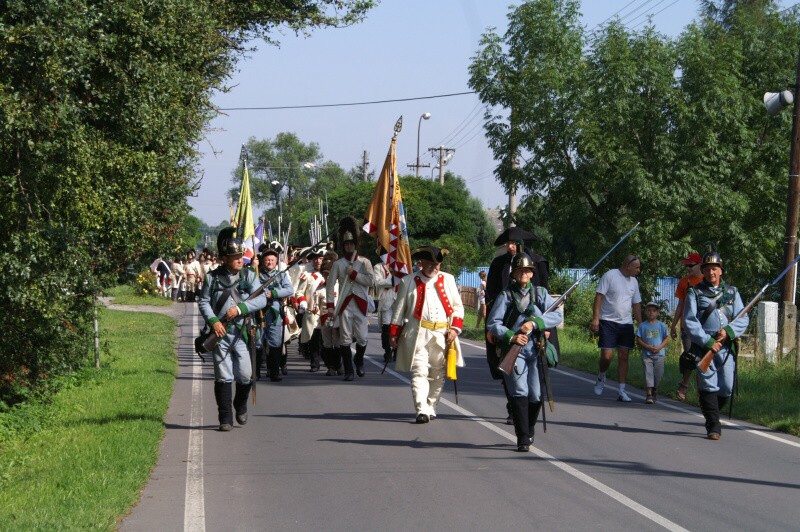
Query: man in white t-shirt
589,255,643,402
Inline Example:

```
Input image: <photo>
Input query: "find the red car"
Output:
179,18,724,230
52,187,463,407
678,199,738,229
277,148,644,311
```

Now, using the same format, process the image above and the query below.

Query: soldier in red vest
390,246,465,423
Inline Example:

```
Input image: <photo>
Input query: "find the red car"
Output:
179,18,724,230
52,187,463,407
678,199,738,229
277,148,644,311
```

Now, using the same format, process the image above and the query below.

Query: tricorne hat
411,246,448,264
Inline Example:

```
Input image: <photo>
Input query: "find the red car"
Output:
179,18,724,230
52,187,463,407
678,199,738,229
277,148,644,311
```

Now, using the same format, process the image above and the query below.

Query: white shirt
596,268,642,324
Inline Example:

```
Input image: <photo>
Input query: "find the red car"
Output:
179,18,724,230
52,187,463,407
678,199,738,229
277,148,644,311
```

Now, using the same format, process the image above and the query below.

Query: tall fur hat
337,216,361,250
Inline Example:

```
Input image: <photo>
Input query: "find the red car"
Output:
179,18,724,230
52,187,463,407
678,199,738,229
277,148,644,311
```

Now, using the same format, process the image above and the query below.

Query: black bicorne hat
411,246,448,264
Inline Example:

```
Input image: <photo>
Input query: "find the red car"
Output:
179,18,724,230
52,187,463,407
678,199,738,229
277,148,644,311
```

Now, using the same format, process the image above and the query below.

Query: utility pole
780,45,800,355
428,145,455,185
362,150,369,182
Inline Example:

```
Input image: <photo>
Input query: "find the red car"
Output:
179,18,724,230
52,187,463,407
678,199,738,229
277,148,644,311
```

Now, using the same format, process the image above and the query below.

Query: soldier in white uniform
326,216,374,381
373,258,396,364
390,246,465,423
296,245,326,371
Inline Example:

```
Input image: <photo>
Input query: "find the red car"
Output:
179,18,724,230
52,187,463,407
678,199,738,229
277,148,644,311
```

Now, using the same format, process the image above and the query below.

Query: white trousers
339,300,368,346
410,328,447,416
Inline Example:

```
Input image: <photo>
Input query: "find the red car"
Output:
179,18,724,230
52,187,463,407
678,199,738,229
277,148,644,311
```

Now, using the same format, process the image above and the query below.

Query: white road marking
460,338,800,449
184,311,205,532
366,355,688,531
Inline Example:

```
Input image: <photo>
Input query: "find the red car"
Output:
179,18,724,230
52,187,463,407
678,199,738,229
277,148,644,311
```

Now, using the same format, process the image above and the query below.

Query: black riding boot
280,345,288,375
214,382,233,431
233,381,252,425
511,396,530,452
699,391,721,438
528,401,542,444
267,346,283,382
355,343,367,377
309,330,322,372
341,345,354,381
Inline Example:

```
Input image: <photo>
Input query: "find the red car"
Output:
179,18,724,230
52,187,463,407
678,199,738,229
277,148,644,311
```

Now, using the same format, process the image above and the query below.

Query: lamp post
416,112,431,177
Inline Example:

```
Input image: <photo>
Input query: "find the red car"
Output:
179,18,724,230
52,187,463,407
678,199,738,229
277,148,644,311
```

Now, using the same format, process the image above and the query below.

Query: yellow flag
363,137,412,281
234,163,254,241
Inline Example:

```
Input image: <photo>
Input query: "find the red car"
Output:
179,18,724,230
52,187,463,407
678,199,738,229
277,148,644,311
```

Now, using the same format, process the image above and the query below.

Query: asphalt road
121,303,800,531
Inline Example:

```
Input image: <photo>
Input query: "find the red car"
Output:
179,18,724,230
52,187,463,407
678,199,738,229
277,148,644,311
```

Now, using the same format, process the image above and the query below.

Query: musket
696,254,800,373
201,230,334,353
497,222,641,392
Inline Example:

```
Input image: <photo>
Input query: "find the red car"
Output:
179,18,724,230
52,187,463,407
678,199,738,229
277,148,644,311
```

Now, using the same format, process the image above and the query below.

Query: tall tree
0,0,374,405
469,0,800,293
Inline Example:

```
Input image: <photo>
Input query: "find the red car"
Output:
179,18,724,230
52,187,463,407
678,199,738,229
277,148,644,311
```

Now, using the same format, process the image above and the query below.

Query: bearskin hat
337,215,361,250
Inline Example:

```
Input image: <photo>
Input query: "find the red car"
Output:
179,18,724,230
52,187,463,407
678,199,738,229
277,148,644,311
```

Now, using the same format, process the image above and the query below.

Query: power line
218,91,477,111
630,0,681,29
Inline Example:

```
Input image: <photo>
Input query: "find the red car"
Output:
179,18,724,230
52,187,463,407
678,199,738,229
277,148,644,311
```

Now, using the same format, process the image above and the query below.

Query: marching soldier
326,216,374,381
320,251,342,375
257,243,294,382
184,249,200,302
373,258,397,365
390,246,464,423
683,251,749,440
198,228,267,431
487,252,563,451
296,244,327,371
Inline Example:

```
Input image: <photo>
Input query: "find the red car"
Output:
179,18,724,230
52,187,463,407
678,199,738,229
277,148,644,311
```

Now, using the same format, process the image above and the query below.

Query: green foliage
469,0,800,299
0,0,374,406
0,308,177,527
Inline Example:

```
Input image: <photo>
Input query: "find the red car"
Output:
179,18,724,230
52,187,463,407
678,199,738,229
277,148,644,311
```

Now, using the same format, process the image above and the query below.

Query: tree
469,0,800,294
0,0,374,406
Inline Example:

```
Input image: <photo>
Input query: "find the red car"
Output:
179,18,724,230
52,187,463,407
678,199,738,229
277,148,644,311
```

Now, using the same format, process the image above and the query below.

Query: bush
549,271,598,329
133,270,157,296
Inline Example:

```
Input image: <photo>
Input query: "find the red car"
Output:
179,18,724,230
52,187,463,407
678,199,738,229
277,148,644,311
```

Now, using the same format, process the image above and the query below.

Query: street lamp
416,112,431,177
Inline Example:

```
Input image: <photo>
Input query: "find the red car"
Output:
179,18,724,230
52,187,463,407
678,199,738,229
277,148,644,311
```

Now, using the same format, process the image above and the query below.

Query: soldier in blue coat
487,253,563,452
683,251,749,441
256,243,295,382
198,228,267,431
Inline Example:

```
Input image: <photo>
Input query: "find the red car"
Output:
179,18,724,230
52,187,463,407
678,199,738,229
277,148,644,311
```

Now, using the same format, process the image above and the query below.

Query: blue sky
190,0,790,225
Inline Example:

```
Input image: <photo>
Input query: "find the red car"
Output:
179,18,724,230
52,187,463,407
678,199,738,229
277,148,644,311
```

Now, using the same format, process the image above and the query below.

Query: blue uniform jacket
198,267,267,340
487,283,563,359
683,280,748,353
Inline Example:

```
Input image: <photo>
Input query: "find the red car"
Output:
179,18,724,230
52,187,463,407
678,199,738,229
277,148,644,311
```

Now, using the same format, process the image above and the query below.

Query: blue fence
457,267,680,313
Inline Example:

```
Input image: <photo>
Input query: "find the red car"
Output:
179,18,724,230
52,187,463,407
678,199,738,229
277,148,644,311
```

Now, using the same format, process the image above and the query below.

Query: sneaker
593,375,606,396
617,390,632,402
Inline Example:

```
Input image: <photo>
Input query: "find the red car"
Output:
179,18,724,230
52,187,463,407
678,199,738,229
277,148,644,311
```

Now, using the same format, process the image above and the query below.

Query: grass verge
460,305,800,437
104,284,174,307
0,308,176,529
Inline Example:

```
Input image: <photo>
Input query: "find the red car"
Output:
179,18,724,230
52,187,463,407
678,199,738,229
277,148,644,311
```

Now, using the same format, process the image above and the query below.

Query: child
636,302,670,404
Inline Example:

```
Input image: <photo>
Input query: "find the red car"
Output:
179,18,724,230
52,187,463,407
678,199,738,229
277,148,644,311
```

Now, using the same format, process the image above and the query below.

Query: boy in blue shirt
635,302,669,404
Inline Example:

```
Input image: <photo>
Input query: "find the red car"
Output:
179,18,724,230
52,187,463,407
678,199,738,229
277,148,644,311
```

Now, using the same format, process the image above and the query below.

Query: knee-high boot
341,345,354,381
511,396,530,452
233,381,252,425
355,343,367,377
699,391,721,438
267,346,283,382
528,401,542,444
214,382,233,431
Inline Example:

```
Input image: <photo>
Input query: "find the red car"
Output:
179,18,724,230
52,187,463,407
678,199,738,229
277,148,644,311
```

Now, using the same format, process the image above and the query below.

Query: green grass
460,302,800,436
104,284,174,306
557,325,800,437
0,308,176,529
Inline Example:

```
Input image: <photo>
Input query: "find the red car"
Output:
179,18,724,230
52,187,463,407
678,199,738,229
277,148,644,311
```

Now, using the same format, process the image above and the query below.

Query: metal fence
457,267,681,313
